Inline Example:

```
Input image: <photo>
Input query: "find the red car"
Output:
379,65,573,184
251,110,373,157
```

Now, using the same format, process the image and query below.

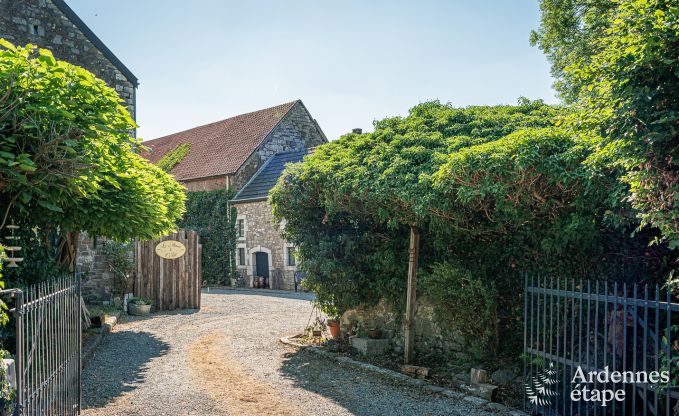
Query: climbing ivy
157,143,191,172
177,189,237,285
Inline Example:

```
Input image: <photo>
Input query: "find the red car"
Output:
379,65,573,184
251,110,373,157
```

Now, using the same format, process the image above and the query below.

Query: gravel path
82,289,494,416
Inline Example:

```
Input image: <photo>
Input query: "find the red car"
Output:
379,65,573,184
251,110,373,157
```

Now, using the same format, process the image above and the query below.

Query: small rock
491,369,516,385
485,402,507,412
471,368,489,384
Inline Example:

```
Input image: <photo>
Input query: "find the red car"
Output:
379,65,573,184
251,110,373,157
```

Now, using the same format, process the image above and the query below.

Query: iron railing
524,275,679,416
1,275,81,415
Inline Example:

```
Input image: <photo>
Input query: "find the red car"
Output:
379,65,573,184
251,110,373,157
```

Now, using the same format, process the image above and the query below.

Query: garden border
279,336,528,416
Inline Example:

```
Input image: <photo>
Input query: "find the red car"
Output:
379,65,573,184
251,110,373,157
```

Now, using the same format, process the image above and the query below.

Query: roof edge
51,0,139,86
231,154,277,201
230,100,301,176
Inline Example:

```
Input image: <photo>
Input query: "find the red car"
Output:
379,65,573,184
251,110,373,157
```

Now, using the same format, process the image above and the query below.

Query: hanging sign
155,240,186,259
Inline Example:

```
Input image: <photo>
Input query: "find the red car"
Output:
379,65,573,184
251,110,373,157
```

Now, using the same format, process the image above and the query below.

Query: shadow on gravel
278,349,479,416
82,330,169,409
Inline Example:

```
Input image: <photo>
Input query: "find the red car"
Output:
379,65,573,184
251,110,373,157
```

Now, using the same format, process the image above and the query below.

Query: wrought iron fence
524,275,679,416
0,275,81,415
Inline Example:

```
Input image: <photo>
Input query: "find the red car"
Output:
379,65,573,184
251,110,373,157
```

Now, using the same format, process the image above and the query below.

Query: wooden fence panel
134,229,202,311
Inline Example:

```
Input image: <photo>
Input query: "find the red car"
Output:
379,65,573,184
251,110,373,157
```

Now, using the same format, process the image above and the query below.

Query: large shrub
178,189,237,285
271,100,670,360
533,0,679,256
0,41,185,272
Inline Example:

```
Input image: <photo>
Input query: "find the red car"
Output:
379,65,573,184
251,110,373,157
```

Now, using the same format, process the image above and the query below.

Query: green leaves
0,40,185,241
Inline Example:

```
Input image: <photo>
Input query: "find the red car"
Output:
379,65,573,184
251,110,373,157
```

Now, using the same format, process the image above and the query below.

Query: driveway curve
82,289,493,416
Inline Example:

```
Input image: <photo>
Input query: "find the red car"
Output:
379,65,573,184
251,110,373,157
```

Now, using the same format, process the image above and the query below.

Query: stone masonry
231,101,326,190
232,199,297,290
0,0,137,119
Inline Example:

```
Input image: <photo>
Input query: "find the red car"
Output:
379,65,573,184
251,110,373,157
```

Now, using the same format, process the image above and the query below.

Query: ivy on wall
177,189,237,285
157,143,191,172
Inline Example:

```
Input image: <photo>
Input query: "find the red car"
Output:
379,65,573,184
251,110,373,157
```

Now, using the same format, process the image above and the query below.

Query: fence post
404,226,419,364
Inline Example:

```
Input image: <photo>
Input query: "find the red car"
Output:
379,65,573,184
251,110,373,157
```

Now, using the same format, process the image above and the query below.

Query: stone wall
0,0,137,119
232,200,296,290
341,298,467,360
232,101,327,190
77,233,115,304
183,175,229,192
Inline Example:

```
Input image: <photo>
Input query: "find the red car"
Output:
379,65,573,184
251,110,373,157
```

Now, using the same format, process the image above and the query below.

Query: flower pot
327,321,341,338
128,303,151,316
367,329,382,339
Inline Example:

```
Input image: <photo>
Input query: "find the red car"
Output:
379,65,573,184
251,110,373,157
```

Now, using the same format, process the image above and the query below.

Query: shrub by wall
178,189,237,285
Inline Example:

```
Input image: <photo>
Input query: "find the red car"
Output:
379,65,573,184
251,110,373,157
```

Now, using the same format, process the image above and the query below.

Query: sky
65,0,557,142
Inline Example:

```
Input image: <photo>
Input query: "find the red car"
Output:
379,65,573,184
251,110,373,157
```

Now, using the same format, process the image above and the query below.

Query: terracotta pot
327,321,341,338
128,303,151,316
367,329,382,339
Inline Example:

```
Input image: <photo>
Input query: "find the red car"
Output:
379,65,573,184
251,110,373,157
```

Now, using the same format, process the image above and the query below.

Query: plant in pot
322,304,342,339
127,297,152,316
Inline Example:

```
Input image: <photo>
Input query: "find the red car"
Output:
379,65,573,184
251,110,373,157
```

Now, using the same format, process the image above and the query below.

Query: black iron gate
524,275,679,416
1,276,81,415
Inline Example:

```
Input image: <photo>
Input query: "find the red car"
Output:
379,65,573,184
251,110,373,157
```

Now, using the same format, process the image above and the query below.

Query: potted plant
327,317,341,338
127,297,152,315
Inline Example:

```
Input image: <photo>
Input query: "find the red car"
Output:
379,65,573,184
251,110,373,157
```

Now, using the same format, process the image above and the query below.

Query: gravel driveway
82,289,494,416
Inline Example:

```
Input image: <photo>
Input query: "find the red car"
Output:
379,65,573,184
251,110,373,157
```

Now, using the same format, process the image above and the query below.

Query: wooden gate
134,229,202,311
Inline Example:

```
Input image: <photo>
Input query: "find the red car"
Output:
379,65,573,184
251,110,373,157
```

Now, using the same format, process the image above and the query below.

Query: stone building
0,0,138,120
144,100,327,290
1,0,139,303
143,100,325,192
230,151,308,290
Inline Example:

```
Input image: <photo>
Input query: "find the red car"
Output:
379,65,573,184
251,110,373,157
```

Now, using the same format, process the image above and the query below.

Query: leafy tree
0,41,185,268
534,0,679,253
529,0,615,102
272,100,669,358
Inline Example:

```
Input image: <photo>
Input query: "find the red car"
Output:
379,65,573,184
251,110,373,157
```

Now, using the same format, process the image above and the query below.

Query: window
286,246,296,267
237,219,245,238
29,24,40,35
238,247,246,266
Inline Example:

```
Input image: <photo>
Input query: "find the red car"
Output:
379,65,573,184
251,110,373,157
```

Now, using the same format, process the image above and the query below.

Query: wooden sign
155,240,186,260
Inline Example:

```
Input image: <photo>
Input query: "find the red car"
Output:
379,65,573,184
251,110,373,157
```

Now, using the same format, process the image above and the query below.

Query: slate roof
142,101,298,181
51,0,138,86
231,150,307,202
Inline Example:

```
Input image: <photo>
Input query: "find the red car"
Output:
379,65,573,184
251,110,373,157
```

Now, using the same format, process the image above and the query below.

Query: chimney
352,128,362,134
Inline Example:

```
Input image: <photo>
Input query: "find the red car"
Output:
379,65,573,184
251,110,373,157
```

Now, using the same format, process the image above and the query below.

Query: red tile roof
142,100,299,181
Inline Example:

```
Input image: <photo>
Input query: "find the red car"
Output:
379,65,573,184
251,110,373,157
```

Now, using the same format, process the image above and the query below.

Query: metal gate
1,276,81,415
524,275,679,416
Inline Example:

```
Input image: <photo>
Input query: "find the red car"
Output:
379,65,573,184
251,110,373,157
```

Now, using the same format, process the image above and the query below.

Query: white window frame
236,243,247,269
236,215,247,241
284,243,297,271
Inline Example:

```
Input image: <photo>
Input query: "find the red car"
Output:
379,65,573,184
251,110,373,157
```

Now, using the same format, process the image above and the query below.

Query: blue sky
66,0,557,141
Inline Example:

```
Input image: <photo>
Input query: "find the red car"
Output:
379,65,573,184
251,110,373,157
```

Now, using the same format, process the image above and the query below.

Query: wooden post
404,226,419,364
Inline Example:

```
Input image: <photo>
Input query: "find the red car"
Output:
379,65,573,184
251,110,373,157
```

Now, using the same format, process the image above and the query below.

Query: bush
178,189,237,285
420,263,498,357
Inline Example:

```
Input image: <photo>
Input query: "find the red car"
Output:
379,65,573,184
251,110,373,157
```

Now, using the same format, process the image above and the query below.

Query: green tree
0,41,185,267
271,100,668,358
534,0,679,253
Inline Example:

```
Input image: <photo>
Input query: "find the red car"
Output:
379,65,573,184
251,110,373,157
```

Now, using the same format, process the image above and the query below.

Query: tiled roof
231,150,307,202
142,101,298,181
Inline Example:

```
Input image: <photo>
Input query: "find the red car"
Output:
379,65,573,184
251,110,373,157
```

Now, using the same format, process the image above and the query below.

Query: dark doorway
255,252,269,278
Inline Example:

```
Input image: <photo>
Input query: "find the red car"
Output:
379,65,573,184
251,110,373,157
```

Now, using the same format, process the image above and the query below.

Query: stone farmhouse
1,0,139,303
0,0,138,122
143,100,327,290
